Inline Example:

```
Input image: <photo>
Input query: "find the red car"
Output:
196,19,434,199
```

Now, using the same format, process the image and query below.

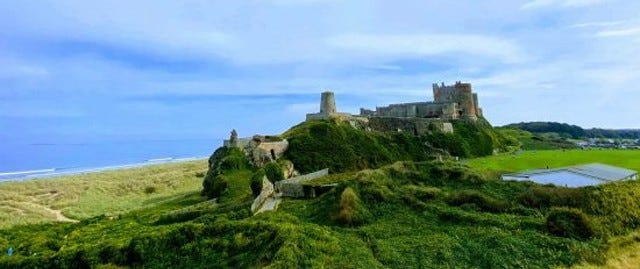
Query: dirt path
20,199,79,223
39,205,78,223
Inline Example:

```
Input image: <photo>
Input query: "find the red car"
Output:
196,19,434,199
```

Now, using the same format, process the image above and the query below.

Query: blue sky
1,0,640,143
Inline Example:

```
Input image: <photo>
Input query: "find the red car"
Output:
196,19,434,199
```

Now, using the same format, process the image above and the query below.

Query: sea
0,138,222,182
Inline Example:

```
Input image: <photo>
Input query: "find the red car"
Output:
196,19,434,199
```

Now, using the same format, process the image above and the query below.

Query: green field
0,160,207,228
467,149,640,176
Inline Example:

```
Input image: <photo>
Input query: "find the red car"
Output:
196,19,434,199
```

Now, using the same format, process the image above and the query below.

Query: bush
546,207,596,240
264,162,284,183
211,176,229,198
251,169,265,197
517,186,585,209
333,187,371,226
143,186,156,194
447,190,508,213
202,147,249,198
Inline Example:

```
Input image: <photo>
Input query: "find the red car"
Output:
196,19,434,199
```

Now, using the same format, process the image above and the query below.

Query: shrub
202,147,249,198
264,162,285,183
400,185,441,201
546,207,596,240
517,186,585,209
143,186,156,194
334,187,371,226
211,175,229,198
251,169,265,197
447,190,508,213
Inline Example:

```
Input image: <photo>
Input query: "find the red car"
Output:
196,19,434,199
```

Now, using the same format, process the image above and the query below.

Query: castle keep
359,81,482,121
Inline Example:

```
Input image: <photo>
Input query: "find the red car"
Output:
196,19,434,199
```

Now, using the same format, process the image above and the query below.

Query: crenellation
304,81,482,134
362,81,481,121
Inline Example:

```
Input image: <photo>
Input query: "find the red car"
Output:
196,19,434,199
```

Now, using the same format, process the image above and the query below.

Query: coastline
0,156,209,183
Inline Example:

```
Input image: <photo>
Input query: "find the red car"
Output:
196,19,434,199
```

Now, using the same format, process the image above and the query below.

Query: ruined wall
276,168,330,198
366,117,453,135
251,177,274,212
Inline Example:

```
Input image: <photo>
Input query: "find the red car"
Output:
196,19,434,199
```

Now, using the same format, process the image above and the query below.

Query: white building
502,163,637,188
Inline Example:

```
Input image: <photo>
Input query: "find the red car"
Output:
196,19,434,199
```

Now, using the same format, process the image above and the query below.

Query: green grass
496,127,577,150
4,158,640,268
3,127,640,268
467,149,640,177
0,160,207,228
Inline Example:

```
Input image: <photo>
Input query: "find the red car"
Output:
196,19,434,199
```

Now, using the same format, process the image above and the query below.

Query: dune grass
0,160,207,228
574,231,640,269
467,149,640,177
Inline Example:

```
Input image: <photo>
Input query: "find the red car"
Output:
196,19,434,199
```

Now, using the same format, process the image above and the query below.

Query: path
39,204,78,223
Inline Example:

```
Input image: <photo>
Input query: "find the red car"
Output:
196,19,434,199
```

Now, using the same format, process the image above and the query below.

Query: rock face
276,168,329,198
251,177,275,212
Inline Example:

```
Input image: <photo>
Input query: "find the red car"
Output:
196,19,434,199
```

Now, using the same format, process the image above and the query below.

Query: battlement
358,81,482,121
307,82,482,123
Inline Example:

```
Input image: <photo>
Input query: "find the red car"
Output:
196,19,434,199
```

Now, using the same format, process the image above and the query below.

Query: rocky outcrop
251,177,275,212
276,168,329,198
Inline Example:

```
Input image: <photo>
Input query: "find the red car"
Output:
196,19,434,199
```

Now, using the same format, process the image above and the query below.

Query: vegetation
202,147,249,198
263,162,285,183
3,118,640,268
0,160,206,228
505,121,640,139
546,207,596,240
283,119,507,174
0,159,614,268
497,127,577,150
333,187,371,226
250,169,265,197
467,149,640,177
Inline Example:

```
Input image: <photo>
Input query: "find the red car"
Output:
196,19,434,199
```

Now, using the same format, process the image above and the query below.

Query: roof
503,163,637,183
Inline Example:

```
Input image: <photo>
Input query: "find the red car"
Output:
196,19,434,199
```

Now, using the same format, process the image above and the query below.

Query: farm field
467,149,640,176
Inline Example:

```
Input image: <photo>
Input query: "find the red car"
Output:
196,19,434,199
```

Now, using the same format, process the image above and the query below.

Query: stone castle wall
361,81,481,121
367,117,454,135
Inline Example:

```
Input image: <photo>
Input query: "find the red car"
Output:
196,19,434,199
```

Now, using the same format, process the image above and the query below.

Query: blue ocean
0,138,221,182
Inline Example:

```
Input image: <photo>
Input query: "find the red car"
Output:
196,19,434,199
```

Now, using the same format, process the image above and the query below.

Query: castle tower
320,91,336,115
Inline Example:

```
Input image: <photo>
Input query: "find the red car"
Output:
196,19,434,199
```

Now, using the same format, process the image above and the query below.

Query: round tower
320,91,336,114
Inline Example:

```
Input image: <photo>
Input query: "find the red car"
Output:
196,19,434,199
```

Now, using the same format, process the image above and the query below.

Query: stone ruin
303,81,487,135
359,81,483,121
223,132,289,167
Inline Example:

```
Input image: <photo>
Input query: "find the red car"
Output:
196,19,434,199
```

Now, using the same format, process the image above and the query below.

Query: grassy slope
0,159,612,268
496,127,577,151
467,149,640,268
0,160,207,228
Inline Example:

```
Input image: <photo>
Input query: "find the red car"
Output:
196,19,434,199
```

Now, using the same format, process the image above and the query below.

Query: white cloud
521,0,606,9
269,0,340,6
286,103,318,114
326,34,527,63
365,65,403,71
570,20,624,28
596,27,640,37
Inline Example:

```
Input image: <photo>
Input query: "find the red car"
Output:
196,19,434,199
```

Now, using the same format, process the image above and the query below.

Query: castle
359,81,482,121
306,81,483,122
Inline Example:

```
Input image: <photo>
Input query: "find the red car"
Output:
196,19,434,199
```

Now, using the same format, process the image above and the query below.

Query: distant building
359,81,483,121
502,163,638,187
305,91,354,121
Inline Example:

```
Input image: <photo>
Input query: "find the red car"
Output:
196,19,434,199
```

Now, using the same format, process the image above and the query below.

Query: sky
1,0,640,144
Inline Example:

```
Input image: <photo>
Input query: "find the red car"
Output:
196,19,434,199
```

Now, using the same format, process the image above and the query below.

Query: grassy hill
2,120,640,268
0,160,614,268
496,127,577,150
